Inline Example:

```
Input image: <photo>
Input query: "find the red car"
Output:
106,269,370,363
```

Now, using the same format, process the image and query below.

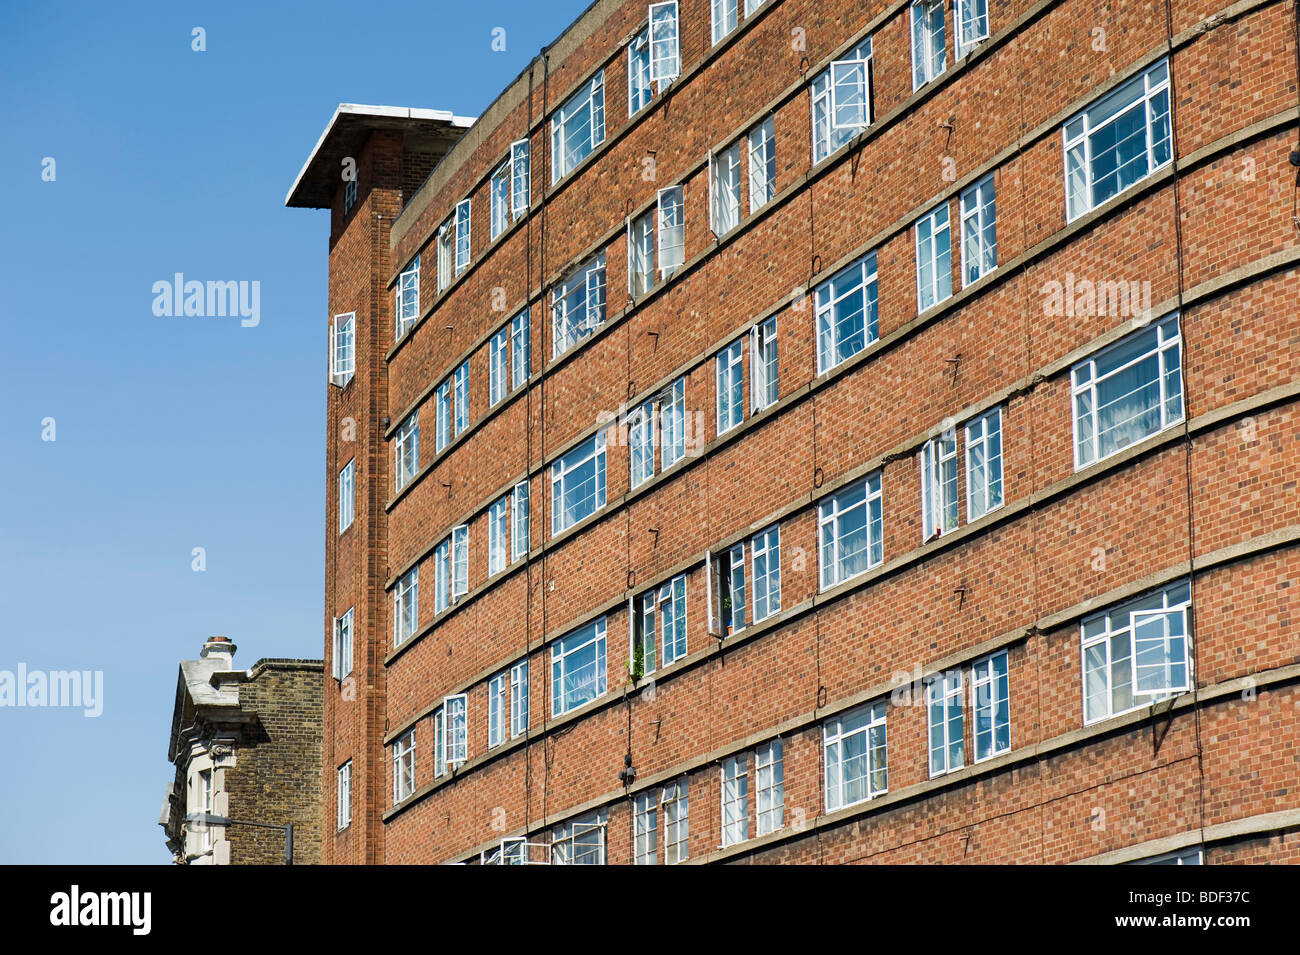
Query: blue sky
0,0,589,864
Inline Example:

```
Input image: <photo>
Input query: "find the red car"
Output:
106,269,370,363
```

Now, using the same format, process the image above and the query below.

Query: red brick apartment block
287,0,1300,865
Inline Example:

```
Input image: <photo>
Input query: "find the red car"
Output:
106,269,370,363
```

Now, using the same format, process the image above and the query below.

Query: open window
657,186,685,276
707,544,746,637
510,139,531,218
828,58,871,130
329,312,355,387
648,2,681,83
1132,608,1190,698
444,693,468,767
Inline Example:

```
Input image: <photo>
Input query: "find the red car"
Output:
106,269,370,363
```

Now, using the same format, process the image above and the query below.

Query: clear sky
0,0,590,864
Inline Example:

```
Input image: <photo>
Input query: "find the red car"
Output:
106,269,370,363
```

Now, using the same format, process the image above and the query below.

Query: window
488,496,509,576
551,618,607,716
711,0,737,44
747,117,776,212
634,792,658,864
393,567,418,646
828,57,870,130
551,810,606,865
489,328,508,407
488,673,506,748
627,209,656,298
552,71,605,181
197,768,214,852
435,539,450,614
955,0,990,58
631,574,687,678
453,361,469,436
628,399,656,490
1065,59,1171,221
911,0,947,89
965,406,1003,520
453,199,471,274
1072,314,1182,469
510,139,530,217
329,312,355,387
511,481,530,561
721,756,749,846
444,693,467,767
395,411,419,492
343,176,358,214
751,525,781,623
551,431,607,535
1083,581,1191,724
815,252,878,374
915,203,952,312
435,380,450,453
660,378,686,468
552,253,606,357
451,524,468,600
434,706,446,777
338,459,354,533
751,317,778,411
1133,847,1203,866
510,660,529,737
490,160,510,241
824,701,887,811
920,427,958,541
648,2,681,83
709,142,741,236
818,474,883,590
332,608,353,681
510,309,530,388
662,778,689,863
960,174,997,286
709,543,746,637
436,221,453,292
755,739,784,835
337,761,352,829
628,29,670,116
926,670,963,776
971,650,1010,761
812,38,871,163
396,256,420,338
716,338,744,435
657,186,685,277
392,730,416,803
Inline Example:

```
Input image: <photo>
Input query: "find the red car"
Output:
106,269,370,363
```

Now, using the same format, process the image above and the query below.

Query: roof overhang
285,104,477,209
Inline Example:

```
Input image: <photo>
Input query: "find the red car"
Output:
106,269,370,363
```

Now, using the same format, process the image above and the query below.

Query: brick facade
293,0,1300,864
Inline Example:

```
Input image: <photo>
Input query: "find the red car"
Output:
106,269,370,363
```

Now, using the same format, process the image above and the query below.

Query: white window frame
510,660,529,737
915,202,952,313
550,431,607,536
396,256,420,338
436,221,453,292
490,160,510,241
959,173,997,287
828,57,871,130
510,309,531,388
550,618,608,716
336,760,352,830
751,525,781,623
453,199,471,274
488,674,506,748
920,427,958,540
648,2,681,83
750,316,778,411
660,378,686,468
955,0,990,59
1082,581,1191,724
450,524,468,600
823,701,887,811
435,538,451,614
627,209,656,299
747,116,776,212
711,0,738,45
552,253,606,358
510,139,531,218
815,252,878,374
489,327,508,406
329,312,355,387
910,0,947,90
393,566,418,646
395,411,419,492
716,337,744,435
628,398,657,489
434,706,446,777
453,361,469,436
709,141,741,236
755,738,784,835
1064,59,1172,221
811,38,871,163
338,459,354,533
444,693,468,767
488,496,509,576
965,406,1003,521
926,670,964,776
435,380,450,453
1071,314,1183,470
657,186,685,277
817,473,883,591
720,755,749,847
551,71,606,182
634,791,658,864
971,650,1010,762
511,481,530,562
332,607,354,681
392,730,416,803
662,778,689,863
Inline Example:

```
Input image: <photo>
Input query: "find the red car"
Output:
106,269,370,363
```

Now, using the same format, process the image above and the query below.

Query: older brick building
287,0,1300,865
161,637,323,864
